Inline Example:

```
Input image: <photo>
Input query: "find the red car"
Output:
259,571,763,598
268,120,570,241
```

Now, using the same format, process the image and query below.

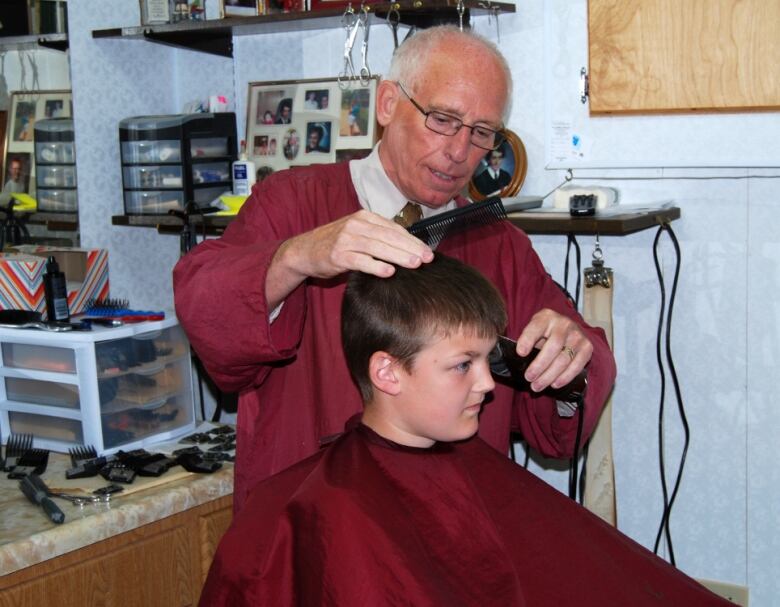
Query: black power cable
564,233,582,308
651,222,688,567
568,394,586,501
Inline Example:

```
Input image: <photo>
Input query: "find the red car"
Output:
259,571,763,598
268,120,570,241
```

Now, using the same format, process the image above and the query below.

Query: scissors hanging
386,5,401,54
338,5,361,90
358,6,372,85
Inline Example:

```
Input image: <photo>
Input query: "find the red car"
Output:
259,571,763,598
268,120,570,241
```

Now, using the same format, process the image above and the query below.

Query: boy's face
391,328,496,447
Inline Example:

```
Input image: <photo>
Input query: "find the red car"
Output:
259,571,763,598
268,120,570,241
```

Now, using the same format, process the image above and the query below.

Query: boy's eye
454,361,472,373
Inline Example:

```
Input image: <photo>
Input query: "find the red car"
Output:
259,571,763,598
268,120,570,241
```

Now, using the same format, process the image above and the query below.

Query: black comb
407,197,507,249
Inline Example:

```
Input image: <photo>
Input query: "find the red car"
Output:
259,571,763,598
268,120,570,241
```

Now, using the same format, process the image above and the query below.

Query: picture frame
2,151,32,197
468,129,528,201
246,77,379,177
221,0,262,17
4,90,73,201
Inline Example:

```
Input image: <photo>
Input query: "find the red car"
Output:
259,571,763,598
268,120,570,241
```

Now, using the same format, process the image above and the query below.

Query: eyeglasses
396,82,505,151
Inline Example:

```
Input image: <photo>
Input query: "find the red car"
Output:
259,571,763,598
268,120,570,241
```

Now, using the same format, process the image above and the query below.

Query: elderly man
173,26,616,512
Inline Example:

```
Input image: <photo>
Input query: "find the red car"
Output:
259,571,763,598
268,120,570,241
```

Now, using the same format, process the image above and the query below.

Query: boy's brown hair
341,253,507,402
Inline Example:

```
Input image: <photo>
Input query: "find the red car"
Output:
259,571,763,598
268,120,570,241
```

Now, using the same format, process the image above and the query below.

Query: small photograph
275,97,293,124
305,122,332,154
255,89,285,125
339,87,371,137
336,149,371,163
253,135,279,157
472,144,514,197
44,99,67,118
12,101,36,142
303,89,330,111
2,152,31,195
282,129,300,161
253,135,270,156
468,129,527,201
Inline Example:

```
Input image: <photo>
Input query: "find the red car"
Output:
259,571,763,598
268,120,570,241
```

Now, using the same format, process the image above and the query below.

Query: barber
173,26,616,512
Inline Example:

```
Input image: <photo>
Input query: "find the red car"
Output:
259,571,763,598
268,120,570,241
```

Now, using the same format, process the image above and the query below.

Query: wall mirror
0,42,76,247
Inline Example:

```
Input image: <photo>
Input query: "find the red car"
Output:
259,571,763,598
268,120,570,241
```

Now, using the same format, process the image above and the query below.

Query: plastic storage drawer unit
34,118,78,212
119,113,237,215
0,318,196,455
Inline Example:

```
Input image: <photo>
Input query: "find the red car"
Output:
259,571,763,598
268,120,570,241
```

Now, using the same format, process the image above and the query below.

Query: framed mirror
2,89,72,202
468,129,527,201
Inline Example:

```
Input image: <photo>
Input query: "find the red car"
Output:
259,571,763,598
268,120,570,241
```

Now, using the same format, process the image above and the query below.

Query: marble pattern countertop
0,436,234,576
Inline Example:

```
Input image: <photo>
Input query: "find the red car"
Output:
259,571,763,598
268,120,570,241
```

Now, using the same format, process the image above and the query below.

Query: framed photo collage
246,76,379,178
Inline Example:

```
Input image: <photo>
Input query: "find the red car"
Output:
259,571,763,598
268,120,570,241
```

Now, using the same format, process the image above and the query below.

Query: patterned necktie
393,202,423,228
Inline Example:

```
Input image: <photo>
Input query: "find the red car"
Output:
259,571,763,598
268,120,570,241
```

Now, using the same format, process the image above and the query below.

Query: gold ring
562,346,575,361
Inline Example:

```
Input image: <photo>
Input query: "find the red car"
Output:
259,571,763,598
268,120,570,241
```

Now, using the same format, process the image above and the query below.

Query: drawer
190,137,229,158
35,141,75,164
2,342,76,373
4,377,80,409
101,394,194,450
101,361,184,412
124,190,184,214
193,185,230,207
121,140,181,164
36,165,77,188
8,411,84,444
36,188,78,212
192,162,230,184
123,165,183,189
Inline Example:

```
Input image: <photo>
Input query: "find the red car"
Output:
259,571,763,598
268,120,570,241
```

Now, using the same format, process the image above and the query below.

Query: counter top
0,427,233,576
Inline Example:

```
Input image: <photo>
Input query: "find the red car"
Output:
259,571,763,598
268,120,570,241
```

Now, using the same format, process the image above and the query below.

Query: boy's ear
375,79,400,127
369,351,402,396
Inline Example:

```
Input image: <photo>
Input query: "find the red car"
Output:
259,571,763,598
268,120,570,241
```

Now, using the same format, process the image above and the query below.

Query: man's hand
515,308,593,393
267,210,434,309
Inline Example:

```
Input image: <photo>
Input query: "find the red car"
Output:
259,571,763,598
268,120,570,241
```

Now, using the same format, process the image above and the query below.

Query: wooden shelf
0,33,68,52
92,1,516,57
507,206,681,236
5,211,79,232
112,213,231,237
113,206,680,239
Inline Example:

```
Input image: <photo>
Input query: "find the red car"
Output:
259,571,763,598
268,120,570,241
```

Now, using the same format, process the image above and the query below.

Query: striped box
0,246,109,315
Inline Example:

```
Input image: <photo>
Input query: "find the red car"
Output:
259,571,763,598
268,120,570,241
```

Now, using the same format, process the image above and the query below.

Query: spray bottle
43,256,70,322
232,140,256,196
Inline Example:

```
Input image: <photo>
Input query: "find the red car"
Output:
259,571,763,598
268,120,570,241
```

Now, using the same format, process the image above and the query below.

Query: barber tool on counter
19,473,65,524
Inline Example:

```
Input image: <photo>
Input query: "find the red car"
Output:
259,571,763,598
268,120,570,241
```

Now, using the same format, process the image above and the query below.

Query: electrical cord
564,233,582,308
651,222,688,567
568,394,586,501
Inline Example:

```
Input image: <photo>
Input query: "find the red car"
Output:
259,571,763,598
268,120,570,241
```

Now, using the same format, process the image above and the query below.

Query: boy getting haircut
200,255,730,607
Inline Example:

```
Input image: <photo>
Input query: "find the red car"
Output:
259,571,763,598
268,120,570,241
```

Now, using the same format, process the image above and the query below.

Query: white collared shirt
349,142,457,219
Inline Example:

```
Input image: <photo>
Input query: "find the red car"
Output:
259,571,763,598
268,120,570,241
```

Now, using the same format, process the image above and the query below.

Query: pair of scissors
358,8,372,85
387,7,400,52
338,13,361,90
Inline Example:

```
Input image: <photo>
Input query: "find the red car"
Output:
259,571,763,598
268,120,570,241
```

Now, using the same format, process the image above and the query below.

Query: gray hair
386,25,513,122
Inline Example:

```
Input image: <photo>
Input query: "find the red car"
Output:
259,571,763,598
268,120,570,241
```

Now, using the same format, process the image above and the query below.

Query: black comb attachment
407,197,507,249
66,445,108,480
3,433,33,472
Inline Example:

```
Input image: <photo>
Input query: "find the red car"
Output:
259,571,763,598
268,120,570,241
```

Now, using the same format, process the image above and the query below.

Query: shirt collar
349,142,457,220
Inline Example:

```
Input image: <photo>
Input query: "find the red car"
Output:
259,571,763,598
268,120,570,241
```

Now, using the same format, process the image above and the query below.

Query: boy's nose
475,360,496,393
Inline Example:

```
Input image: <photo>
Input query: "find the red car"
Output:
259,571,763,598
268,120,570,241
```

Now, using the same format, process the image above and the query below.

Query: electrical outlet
695,578,749,606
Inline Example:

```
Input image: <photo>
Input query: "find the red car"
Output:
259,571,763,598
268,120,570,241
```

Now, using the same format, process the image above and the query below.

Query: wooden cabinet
0,494,232,607
588,0,780,114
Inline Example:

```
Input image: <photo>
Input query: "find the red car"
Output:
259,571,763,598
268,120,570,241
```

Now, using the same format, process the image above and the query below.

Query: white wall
67,0,779,603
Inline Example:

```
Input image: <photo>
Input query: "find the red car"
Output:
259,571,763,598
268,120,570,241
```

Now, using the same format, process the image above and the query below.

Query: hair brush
407,196,507,250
